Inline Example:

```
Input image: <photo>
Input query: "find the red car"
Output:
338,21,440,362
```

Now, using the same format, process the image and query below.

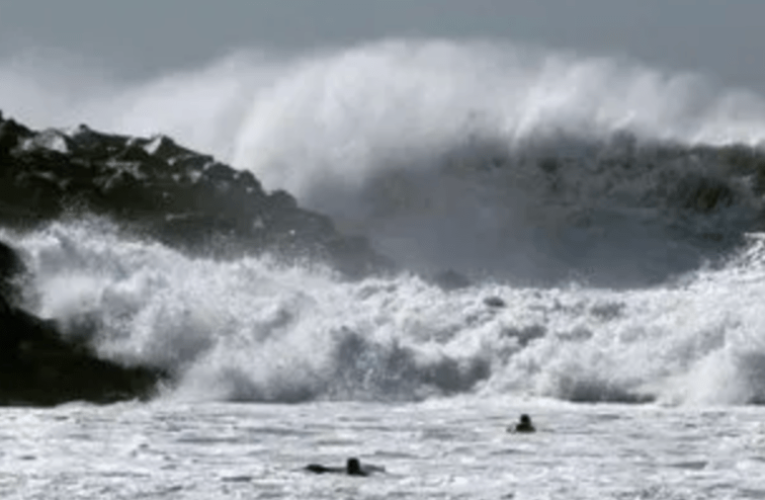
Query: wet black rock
0,239,24,304
0,113,393,278
0,111,400,406
0,239,164,406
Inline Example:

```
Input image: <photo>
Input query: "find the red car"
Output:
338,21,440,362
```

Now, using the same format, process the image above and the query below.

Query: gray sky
1,0,764,94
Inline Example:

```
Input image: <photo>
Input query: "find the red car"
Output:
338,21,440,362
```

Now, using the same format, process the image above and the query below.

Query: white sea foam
3,40,765,283
3,39,765,405
3,221,765,406
4,400,765,499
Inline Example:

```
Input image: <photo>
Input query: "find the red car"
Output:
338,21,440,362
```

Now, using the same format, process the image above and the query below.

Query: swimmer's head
347,458,362,475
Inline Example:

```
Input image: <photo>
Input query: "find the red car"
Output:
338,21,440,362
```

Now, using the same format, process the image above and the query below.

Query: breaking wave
3,40,765,285
4,39,765,405
5,221,765,406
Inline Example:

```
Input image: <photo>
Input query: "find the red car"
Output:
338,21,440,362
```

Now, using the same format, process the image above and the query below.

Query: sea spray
4,39,765,405
5,222,765,405
2,40,764,283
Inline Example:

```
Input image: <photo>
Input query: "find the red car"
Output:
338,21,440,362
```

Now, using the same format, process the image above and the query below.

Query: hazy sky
1,0,764,94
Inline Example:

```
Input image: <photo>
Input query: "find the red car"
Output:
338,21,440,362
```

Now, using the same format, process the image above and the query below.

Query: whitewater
3,39,765,498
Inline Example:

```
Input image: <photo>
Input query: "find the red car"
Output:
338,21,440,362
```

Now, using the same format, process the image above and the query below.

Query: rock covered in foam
0,239,164,406
0,112,393,278
0,111,395,405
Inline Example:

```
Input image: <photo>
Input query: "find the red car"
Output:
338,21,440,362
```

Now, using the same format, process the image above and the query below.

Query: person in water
305,457,384,476
509,414,536,433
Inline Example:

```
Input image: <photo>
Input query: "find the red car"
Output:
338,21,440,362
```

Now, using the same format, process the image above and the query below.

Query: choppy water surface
1,399,764,499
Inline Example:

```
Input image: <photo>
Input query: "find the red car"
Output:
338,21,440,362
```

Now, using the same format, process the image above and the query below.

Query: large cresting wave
4,39,765,405
3,40,765,285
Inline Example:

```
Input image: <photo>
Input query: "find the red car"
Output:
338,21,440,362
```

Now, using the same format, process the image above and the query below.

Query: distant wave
3,39,765,285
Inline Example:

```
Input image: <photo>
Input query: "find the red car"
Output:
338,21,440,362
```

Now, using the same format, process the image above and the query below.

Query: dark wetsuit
305,458,382,477
509,414,536,433
514,422,536,433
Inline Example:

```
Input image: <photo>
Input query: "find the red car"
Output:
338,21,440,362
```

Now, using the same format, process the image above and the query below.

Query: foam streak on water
1,399,765,499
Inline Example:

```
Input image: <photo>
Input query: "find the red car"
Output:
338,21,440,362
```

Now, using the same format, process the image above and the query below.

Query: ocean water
3,39,765,498
2,400,765,499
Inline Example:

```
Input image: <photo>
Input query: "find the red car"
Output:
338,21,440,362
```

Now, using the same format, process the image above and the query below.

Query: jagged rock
0,110,399,405
0,116,32,156
0,111,393,276
20,128,74,154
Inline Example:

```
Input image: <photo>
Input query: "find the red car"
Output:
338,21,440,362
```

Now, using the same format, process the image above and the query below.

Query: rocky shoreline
0,111,396,406
4,108,765,406
0,240,164,406
0,111,392,277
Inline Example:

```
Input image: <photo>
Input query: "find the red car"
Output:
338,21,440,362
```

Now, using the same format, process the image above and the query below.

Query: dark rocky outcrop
0,239,24,304
0,113,393,278
0,240,163,406
0,111,398,406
